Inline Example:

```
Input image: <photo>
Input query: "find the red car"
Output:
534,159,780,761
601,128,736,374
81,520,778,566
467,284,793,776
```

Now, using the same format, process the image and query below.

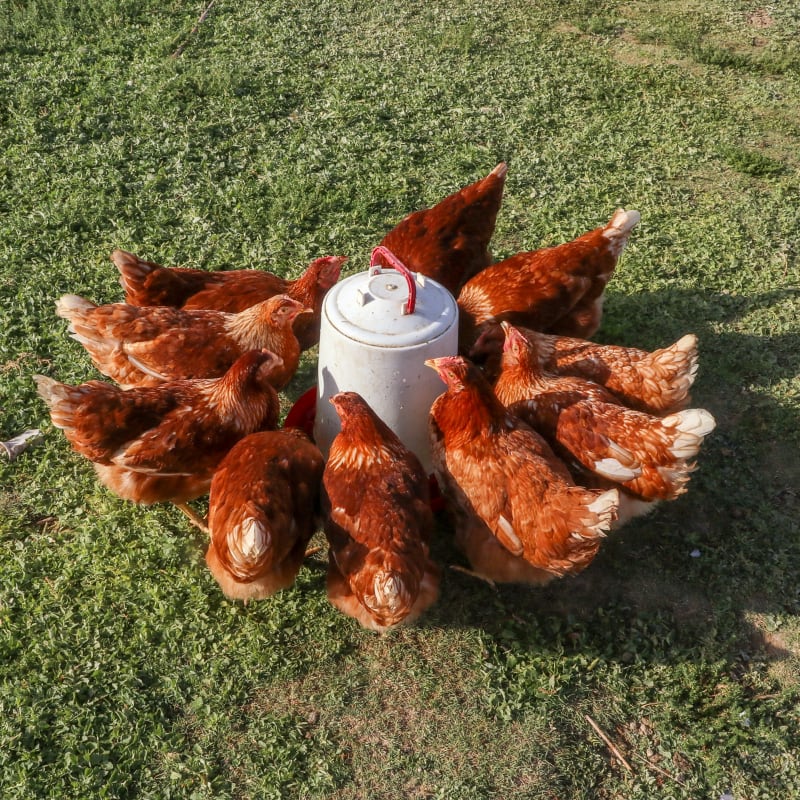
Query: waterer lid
322,246,457,348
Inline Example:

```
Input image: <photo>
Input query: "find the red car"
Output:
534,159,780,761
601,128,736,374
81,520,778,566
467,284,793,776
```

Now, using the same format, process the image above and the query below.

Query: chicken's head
424,355,474,392
265,295,309,326
328,391,391,445
500,322,529,363
225,349,285,391
313,255,348,291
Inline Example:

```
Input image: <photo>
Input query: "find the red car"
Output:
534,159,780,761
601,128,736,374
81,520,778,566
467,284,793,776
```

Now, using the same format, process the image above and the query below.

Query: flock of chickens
36,163,716,631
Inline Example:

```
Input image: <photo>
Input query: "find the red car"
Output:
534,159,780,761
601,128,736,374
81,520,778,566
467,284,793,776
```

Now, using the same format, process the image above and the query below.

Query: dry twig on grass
584,713,689,788
171,0,217,59
584,713,634,773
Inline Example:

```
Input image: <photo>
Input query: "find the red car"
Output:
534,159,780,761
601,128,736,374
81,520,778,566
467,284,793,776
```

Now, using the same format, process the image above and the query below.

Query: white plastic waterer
314,246,458,473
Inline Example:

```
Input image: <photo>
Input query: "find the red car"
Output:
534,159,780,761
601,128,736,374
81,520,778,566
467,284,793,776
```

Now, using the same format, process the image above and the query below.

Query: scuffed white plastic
314,267,458,473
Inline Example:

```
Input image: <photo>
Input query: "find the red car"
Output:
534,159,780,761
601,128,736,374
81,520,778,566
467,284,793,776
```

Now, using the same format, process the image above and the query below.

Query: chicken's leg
175,502,209,534
449,564,497,590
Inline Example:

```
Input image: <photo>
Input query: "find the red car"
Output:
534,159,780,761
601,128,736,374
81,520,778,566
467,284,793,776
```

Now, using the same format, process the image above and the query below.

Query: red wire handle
369,246,417,315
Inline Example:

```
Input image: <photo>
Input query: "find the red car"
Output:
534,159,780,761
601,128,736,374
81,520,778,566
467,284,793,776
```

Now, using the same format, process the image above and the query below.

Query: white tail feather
56,294,95,320
661,408,716,458
672,408,716,437
111,250,155,290
605,209,641,238
648,333,699,379
584,488,619,536
593,457,640,482
33,374,60,404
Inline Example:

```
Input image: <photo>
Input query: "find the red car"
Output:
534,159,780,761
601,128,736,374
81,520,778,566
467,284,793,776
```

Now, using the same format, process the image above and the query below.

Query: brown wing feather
206,431,324,601
181,272,287,312
381,164,507,294
322,397,439,630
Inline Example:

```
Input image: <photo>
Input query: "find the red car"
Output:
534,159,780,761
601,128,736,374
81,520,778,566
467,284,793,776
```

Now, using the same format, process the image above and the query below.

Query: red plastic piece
283,386,317,438
369,245,417,315
428,473,446,513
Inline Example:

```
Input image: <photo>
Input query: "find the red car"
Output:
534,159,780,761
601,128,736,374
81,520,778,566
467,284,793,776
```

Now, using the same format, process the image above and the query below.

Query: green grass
1,0,799,797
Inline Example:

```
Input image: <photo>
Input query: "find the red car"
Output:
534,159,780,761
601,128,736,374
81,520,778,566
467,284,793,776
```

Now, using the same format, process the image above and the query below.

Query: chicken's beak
328,392,343,412
289,305,312,322
500,321,517,352
424,358,447,387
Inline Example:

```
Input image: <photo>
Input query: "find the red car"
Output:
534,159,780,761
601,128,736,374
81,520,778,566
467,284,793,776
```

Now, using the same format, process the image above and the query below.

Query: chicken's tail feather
55,294,116,355
561,486,618,544
637,333,699,412
605,208,641,239
661,408,716,459
620,408,714,500
541,486,618,576
111,250,155,293
61,315,117,356
33,374,86,430
655,461,697,497
583,488,619,533
55,294,95,321
33,374,63,408
600,208,641,263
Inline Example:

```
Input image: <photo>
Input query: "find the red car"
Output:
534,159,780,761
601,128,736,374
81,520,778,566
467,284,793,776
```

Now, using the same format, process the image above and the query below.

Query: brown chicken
322,392,440,632
205,429,324,603
457,208,641,348
379,162,507,295
470,323,698,415
426,356,618,585
112,251,346,350
56,293,306,390
34,350,282,527
494,323,716,503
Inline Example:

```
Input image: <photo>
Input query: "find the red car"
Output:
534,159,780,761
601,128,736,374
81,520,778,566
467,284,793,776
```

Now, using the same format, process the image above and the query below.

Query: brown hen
457,208,640,348
56,293,306,390
426,356,618,585
379,163,507,295
322,392,440,632
112,251,346,350
205,429,324,603
471,323,698,415
34,350,282,527
494,324,716,506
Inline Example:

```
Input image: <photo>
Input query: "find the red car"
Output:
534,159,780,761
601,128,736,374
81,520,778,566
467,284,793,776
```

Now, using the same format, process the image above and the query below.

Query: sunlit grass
1,1,798,797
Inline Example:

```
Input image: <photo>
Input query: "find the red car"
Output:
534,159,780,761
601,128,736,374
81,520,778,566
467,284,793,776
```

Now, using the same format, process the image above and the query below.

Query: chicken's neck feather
225,307,299,357
433,385,507,448
500,362,549,401
202,372,277,432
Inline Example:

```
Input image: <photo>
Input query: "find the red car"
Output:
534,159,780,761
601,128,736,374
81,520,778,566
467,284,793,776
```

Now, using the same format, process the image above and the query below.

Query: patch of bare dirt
747,9,774,29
